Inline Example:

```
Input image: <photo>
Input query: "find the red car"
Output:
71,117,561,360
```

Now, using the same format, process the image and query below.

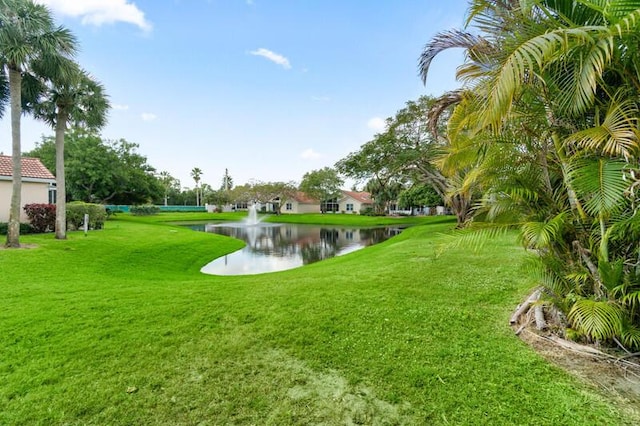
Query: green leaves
565,96,639,158
569,158,629,217
568,298,623,340
521,212,567,249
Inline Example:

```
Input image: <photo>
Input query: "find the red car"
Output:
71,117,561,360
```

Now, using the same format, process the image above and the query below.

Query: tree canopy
27,129,162,204
299,167,343,212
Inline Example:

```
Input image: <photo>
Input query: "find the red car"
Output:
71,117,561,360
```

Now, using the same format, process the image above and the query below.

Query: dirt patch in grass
518,327,640,419
262,349,412,425
0,243,38,250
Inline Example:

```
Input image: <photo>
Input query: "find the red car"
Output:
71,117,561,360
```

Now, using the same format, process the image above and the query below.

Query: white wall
0,180,52,222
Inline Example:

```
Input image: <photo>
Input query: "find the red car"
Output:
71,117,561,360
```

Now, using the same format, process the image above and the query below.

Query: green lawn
1,214,636,424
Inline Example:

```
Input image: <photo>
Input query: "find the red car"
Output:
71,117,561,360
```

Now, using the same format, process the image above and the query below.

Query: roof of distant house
341,190,372,204
0,155,55,180
292,191,318,204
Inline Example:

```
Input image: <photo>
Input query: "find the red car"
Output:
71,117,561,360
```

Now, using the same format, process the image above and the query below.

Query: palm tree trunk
55,110,68,239
6,68,22,248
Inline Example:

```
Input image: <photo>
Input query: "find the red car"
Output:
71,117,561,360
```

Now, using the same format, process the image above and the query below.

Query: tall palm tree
0,0,76,247
419,0,640,348
191,167,203,206
29,61,109,239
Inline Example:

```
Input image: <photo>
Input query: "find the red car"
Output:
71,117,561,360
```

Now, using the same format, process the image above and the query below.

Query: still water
190,222,404,275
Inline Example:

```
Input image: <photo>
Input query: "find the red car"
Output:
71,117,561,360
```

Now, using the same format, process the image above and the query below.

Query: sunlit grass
0,216,636,424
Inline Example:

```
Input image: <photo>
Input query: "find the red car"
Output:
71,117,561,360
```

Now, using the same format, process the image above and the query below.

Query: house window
321,198,339,213
286,202,293,211
346,203,354,212
48,184,57,204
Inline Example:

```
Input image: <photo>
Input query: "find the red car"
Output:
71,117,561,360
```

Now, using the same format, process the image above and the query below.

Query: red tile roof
293,191,318,204
0,155,55,180
341,190,372,204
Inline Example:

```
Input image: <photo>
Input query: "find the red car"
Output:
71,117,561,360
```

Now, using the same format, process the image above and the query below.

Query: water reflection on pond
190,222,405,275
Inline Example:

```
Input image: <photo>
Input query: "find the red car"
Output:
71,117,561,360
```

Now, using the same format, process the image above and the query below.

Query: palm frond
520,212,568,249
419,29,490,84
610,7,640,35
484,26,611,126
569,158,629,217
550,35,613,116
620,321,640,350
565,96,639,158
426,90,464,138
568,298,623,340
435,223,515,256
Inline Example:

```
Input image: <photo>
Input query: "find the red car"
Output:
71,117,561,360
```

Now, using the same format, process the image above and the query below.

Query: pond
189,222,405,275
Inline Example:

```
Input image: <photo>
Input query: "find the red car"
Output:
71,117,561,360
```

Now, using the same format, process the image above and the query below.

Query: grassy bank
117,211,443,227
1,216,636,424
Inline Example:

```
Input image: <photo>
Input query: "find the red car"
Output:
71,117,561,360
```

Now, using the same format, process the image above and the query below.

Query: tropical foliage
0,0,76,247
28,62,110,239
336,95,473,226
420,0,640,349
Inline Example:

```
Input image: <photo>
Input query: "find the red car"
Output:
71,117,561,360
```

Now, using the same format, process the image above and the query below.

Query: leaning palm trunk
449,192,473,228
7,68,23,248
55,109,68,239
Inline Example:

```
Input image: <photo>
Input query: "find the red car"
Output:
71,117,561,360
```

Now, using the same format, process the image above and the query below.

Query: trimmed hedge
0,222,34,235
67,202,107,230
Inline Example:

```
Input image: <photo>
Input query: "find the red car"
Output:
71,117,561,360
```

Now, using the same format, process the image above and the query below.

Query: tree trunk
449,192,473,229
55,110,68,240
6,68,23,248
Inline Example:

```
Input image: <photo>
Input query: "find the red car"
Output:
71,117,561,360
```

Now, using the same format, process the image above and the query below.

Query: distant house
281,191,320,214
338,191,373,214
0,155,56,222
280,190,373,214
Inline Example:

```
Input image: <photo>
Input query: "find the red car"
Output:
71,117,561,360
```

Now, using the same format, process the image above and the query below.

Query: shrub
67,202,107,230
0,222,34,235
130,204,160,216
360,207,384,216
23,203,56,233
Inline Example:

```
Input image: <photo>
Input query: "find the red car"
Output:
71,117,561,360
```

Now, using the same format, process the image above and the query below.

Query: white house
0,155,56,222
338,191,373,214
281,191,320,214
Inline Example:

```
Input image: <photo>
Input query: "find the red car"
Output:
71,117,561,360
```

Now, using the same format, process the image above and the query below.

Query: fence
105,205,207,213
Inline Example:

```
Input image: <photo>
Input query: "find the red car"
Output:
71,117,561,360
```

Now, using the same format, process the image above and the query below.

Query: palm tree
0,0,77,247
419,0,640,348
30,61,109,239
191,167,203,206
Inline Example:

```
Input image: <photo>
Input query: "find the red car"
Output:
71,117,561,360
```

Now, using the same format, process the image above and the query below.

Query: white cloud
112,103,129,110
300,148,322,160
367,117,386,132
141,112,157,122
35,0,152,32
249,48,291,69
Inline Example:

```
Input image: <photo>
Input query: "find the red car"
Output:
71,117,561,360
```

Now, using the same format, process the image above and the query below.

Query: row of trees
26,130,162,205
415,0,640,350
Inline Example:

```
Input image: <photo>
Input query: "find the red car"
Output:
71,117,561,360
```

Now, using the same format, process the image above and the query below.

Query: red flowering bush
23,203,56,233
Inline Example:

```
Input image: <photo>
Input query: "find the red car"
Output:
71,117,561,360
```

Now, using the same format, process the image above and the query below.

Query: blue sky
1,0,469,190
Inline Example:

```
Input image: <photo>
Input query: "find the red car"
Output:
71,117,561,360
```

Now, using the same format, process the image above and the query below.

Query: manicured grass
1,216,636,424
117,210,442,227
